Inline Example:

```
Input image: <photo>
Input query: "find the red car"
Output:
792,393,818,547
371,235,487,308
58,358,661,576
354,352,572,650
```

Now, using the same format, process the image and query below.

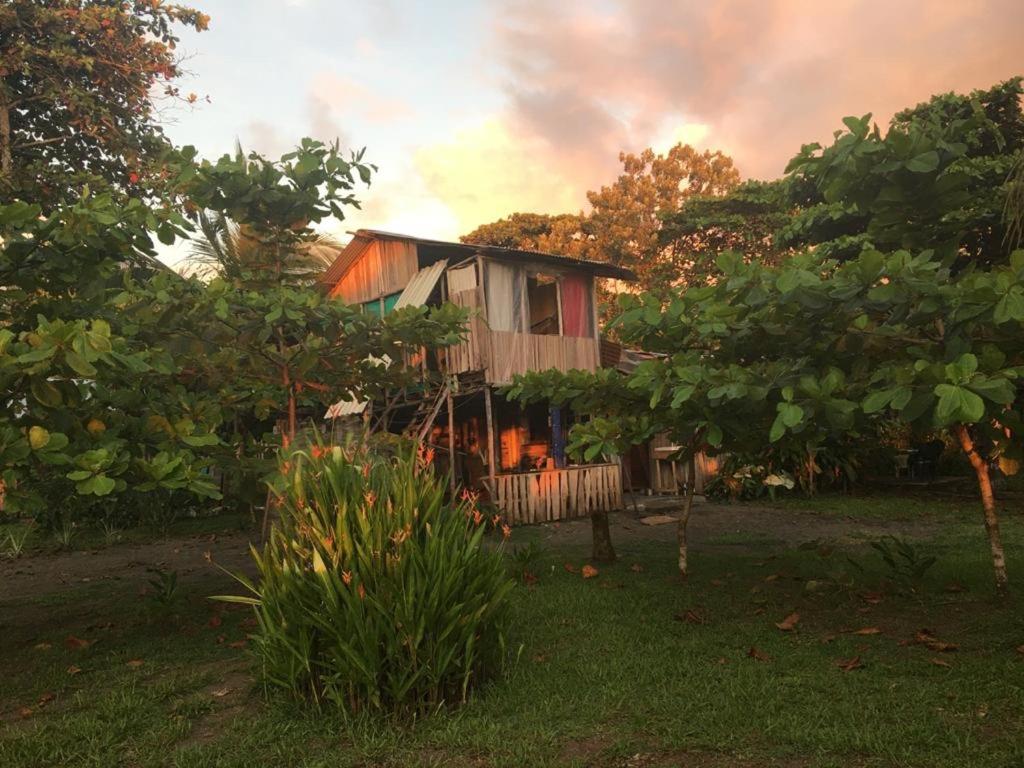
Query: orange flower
342,570,352,585
364,491,377,506
357,583,366,600
491,514,501,527
311,445,326,459
502,524,511,539
472,509,483,526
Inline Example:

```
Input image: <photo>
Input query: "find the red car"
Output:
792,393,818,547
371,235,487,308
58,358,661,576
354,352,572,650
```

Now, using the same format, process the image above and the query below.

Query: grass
2,495,1024,767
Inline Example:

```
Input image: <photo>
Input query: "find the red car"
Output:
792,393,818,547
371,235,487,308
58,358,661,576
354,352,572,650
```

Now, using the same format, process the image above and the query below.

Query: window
526,272,560,335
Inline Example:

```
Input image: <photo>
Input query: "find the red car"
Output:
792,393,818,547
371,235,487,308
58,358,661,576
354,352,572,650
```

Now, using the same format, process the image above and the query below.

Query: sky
163,0,1024,251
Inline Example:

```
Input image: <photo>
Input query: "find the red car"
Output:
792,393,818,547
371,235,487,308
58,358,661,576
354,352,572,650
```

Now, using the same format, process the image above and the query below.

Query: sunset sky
165,0,1024,246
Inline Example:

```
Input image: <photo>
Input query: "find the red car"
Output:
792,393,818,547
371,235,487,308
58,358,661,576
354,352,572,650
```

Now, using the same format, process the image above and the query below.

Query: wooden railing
490,463,622,525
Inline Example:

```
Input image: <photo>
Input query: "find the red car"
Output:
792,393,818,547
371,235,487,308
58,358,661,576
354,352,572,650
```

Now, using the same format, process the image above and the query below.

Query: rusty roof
317,228,638,287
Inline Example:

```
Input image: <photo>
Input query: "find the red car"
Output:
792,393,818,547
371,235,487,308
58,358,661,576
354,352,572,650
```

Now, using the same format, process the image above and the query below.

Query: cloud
489,0,1024,180
309,72,413,124
413,117,583,234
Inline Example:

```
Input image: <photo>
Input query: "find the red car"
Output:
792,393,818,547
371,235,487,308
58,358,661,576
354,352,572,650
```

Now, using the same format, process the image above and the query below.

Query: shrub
219,442,514,716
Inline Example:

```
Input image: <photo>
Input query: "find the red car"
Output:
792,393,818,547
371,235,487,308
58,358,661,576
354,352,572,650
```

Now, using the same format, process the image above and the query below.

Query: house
317,229,637,524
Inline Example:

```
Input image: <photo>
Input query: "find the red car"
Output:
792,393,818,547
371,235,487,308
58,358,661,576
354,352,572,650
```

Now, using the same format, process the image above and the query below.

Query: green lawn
2,497,1023,767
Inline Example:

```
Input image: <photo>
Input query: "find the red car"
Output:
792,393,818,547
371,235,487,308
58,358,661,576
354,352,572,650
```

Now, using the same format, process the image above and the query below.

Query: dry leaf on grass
581,565,599,579
64,635,90,650
914,629,959,652
126,659,144,668
929,657,952,668
860,592,884,605
38,692,55,705
747,646,771,662
1015,645,1024,656
563,563,578,574
852,627,881,636
710,579,725,587
19,707,33,719
630,564,645,573
66,665,81,676
775,612,801,632
207,615,223,628
764,574,780,583
227,639,247,649
34,642,52,652
835,656,863,672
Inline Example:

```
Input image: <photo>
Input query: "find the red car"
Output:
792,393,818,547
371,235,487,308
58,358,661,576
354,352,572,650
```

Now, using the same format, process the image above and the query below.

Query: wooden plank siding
491,463,622,525
445,287,488,374
484,330,598,385
328,239,419,306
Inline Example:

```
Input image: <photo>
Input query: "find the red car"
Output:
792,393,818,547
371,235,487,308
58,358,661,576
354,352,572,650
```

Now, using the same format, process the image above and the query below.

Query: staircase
404,377,452,443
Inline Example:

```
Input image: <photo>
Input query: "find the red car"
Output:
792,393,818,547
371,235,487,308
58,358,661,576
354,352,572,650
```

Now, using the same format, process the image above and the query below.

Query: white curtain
447,263,477,294
485,261,523,332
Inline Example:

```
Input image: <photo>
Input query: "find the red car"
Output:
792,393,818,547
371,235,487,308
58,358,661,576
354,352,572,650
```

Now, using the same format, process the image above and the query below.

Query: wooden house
317,229,637,524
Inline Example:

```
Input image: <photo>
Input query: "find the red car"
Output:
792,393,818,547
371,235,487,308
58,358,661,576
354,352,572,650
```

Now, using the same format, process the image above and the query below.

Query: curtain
559,273,591,337
485,261,523,332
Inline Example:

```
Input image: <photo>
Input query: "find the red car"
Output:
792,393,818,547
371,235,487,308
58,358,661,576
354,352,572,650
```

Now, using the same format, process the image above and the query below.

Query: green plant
3,525,31,558
869,535,937,589
54,519,76,550
146,568,180,610
508,541,545,583
217,442,515,716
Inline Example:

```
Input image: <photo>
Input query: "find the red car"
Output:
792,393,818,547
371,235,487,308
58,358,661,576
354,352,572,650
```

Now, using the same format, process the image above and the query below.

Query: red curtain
559,274,591,337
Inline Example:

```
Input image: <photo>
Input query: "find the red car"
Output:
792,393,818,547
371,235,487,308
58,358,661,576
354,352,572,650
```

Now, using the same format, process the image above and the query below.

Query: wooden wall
329,239,418,306
492,463,622,525
446,287,488,374
485,330,598,384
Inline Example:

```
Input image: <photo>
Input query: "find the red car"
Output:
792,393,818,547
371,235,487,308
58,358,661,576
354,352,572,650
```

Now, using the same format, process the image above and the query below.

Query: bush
220,442,515,716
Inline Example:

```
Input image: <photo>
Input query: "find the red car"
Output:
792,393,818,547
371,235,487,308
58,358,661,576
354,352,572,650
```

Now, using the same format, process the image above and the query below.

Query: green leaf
779,403,803,428
905,150,939,173
934,384,985,425
64,349,97,377
30,378,63,407
769,413,786,443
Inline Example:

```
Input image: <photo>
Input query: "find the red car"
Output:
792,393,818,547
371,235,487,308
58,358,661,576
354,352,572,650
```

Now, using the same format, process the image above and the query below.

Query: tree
585,144,740,295
780,78,1024,268
461,212,589,258
511,246,1024,593
0,0,209,207
657,179,794,284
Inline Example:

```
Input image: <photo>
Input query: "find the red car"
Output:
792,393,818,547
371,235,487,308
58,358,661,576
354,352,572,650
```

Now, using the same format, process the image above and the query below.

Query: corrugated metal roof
393,259,448,309
343,229,638,281
316,233,371,288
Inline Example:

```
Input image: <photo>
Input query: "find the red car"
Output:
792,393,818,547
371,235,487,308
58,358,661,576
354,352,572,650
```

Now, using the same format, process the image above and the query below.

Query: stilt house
317,229,637,524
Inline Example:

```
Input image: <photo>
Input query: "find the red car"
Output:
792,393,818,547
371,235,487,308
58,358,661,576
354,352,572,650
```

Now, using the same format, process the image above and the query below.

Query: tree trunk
677,455,697,578
590,510,616,563
0,86,13,179
954,424,1008,595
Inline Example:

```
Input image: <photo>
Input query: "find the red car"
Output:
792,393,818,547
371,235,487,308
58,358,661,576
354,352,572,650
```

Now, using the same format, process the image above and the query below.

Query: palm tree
184,210,340,286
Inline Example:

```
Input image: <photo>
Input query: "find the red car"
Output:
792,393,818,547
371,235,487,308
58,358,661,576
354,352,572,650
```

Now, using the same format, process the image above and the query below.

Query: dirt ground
0,498,946,605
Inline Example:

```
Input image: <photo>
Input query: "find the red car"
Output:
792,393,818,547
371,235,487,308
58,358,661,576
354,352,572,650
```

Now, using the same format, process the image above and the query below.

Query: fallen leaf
522,570,538,586
630,563,645,573
929,657,952,668
532,653,548,663
64,635,90,650
764,573,780,583
1015,645,1024,656
19,707,33,719
37,692,55,705
835,656,863,672
715,657,729,665
914,629,958,652
66,665,81,676
208,615,222,628
747,646,771,662
227,639,247,649
563,563,578,574
34,642,52,651
860,592,884,605
775,612,801,632
126,659,144,668
944,581,966,594
821,633,837,644
710,579,725,587
581,565,599,579
215,634,226,645
852,627,881,636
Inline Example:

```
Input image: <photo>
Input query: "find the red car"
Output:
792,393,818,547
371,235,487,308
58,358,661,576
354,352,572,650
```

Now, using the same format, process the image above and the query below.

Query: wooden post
484,386,497,495
447,389,456,494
